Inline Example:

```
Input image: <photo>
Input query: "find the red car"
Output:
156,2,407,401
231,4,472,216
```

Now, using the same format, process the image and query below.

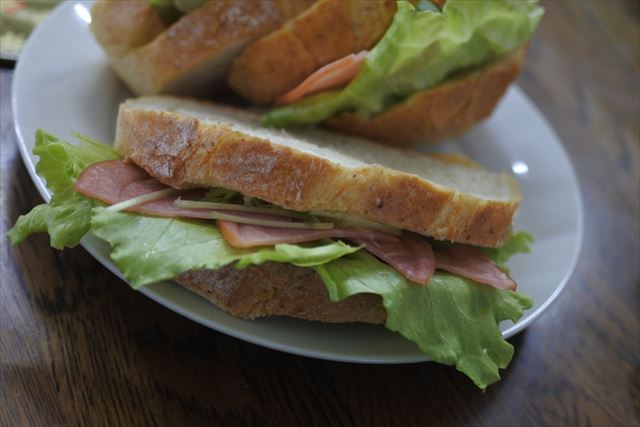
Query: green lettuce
314,248,533,390
8,197,95,249
262,0,543,127
7,130,119,248
32,131,120,199
91,207,359,288
484,231,533,270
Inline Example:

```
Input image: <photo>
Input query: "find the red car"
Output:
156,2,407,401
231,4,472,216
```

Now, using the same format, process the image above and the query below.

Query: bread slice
90,0,168,58
176,263,385,323
90,0,314,96
115,96,520,247
325,46,528,145
227,0,397,104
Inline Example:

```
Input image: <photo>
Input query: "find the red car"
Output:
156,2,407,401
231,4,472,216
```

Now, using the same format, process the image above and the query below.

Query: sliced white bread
115,96,520,248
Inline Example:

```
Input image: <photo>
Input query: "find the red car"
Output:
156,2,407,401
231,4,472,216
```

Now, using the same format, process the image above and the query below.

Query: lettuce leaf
314,249,533,390
7,130,119,248
8,197,94,249
90,207,359,288
262,0,543,127
484,231,533,270
33,130,120,201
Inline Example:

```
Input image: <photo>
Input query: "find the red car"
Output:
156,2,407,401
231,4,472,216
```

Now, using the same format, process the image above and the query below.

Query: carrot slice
275,50,368,105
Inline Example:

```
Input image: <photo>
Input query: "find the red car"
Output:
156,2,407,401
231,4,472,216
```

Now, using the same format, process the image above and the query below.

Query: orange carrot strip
276,50,367,105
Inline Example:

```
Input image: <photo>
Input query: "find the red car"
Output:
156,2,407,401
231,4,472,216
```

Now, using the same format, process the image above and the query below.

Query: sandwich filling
262,0,543,126
9,131,534,390
74,159,516,290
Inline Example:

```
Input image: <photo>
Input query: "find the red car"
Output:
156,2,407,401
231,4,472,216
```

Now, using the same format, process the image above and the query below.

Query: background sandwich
90,0,543,145
9,96,533,389
90,0,314,95
253,0,543,144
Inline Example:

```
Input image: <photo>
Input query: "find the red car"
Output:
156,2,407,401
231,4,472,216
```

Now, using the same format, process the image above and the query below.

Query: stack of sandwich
91,0,543,144
9,0,543,389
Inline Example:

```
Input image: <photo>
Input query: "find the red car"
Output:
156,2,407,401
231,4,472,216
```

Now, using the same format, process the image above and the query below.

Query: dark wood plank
1,1,638,426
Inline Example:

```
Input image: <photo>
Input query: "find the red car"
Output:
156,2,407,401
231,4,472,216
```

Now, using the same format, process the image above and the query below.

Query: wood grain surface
2,1,639,426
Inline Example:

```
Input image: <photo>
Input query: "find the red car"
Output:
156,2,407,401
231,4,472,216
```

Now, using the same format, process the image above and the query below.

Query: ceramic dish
12,1,583,363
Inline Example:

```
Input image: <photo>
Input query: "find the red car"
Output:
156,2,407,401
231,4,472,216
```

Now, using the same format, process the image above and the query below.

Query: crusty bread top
228,0,397,104
91,0,314,96
90,0,168,57
115,96,520,247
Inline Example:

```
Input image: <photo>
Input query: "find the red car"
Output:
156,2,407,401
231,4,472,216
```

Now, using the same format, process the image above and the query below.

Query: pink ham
75,160,516,291
217,221,434,284
350,233,435,285
433,245,517,290
74,160,149,202
216,221,514,290
74,160,209,218
217,220,399,248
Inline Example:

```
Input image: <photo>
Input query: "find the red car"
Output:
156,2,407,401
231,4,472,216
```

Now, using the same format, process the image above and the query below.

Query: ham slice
74,160,209,218
217,220,399,248
351,233,435,285
217,221,515,290
433,245,517,291
218,220,434,285
75,160,516,291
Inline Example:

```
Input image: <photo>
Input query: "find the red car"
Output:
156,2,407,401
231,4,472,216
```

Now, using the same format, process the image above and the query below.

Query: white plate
12,1,583,363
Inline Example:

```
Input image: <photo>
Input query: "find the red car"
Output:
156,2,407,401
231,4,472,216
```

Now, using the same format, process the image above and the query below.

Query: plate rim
10,0,584,364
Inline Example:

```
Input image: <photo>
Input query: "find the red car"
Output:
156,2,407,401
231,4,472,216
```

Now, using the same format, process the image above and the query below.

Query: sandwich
89,0,543,144
251,0,543,144
9,96,534,389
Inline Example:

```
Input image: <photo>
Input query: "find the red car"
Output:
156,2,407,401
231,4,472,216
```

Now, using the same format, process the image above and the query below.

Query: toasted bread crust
228,0,396,104
176,263,385,323
115,98,519,247
92,0,314,96
324,46,528,145
90,0,168,57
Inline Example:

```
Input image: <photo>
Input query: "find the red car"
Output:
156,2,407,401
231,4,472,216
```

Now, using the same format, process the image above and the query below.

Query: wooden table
2,1,638,425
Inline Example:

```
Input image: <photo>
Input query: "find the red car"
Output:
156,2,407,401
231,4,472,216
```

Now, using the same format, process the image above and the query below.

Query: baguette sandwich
9,96,534,389
90,0,543,145
253,0,544,144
